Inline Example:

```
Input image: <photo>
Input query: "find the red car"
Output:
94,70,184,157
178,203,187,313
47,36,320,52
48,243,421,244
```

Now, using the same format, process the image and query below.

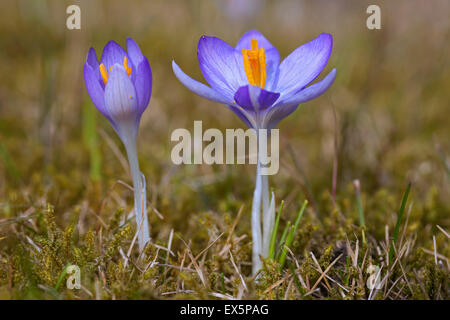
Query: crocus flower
172,30,336,130
84,38,152,251
172,30,336,275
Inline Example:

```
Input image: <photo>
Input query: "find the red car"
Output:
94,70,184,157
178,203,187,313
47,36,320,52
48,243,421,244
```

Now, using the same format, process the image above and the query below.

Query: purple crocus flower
172,30,336,275
172,30,336,129
83,38,152,251
84,38,152,141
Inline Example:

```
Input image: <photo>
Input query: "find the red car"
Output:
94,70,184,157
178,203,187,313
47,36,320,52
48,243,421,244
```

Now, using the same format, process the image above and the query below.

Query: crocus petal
134,57,152,115
86,48,103,87
235,29,277,52
83,63,112,122
276,33,333,97
126,37,144,68
261,48,281,91
104,64,139,138
264,68,337,129
172,60,232,105
86,47,99,70
275,68,337,107
100,40,130,72
227,104,255,128
198,36,246,100
234,85,280,113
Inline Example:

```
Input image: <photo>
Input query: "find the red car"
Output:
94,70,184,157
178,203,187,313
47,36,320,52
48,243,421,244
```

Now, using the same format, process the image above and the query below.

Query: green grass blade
389,182,412,264
353,180,367,246
289,264,305,297
268,200,284,259
220,272,225,295
54,263,71,291
275,221,291,261
278,200,308,270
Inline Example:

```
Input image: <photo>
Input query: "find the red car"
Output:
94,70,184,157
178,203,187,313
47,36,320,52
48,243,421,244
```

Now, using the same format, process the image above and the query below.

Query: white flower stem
252,129,275,275
124,136,150,252
251,160,263,275
261,174,271,257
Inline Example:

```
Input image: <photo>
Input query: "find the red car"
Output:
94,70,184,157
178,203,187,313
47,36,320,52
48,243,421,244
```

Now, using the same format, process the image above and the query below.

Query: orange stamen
99,63,108,85
98,56,132,85
242,39,266,88
123,56,132,76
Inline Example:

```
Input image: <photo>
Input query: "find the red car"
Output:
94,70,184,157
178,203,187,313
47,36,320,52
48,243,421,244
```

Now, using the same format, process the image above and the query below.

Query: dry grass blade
309,252,332,290
209,292,236,300
229,249,247,292
436,225,449,239
263,277,286,295
177,234,207,287
219,205,244,256
433,235,438,265
422,248,449,270
308,253,343,294
124,211,149,268
188,232,224,269
99,128,129,175
0,214,40,227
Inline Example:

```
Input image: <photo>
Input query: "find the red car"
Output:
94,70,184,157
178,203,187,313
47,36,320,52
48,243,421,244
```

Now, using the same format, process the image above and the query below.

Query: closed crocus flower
84,38,152,141
173,30,336,275
172,30,336,130
84,38,152,251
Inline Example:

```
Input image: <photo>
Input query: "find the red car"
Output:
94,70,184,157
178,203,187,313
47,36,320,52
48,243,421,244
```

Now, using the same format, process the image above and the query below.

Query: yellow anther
123,56,132,77
242,39,266,89
251,38,258,51
99,56,132,85
99,63,108,85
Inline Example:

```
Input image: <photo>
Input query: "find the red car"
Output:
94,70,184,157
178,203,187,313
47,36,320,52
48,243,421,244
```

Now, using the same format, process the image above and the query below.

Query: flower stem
124,137,150,252
252,129,275,275
251,160,263,275
261,174,271,257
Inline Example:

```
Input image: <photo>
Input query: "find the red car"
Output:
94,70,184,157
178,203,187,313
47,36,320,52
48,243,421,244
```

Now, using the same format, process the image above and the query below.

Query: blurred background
0,0,449,250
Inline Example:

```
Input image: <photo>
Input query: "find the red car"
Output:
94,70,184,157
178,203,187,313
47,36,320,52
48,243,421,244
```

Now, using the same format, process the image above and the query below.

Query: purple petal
264,104,297,130
227,104,254,128
86,47,99,69
134,57,152,115
126,37,144,68
197,36,246,100
262,48,281,91
83,63,112,122
276,33,333,97
100,40,130,74
264,68,337,129
104,64,139,137
172,60,232,105
234,85,279,113
86,48,103,88
235,30,277,52
275,68,337,107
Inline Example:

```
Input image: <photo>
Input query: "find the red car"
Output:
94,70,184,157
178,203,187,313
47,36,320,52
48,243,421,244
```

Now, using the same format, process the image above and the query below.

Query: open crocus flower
84,38,152,251
172,30,336,130
173,30,336,275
